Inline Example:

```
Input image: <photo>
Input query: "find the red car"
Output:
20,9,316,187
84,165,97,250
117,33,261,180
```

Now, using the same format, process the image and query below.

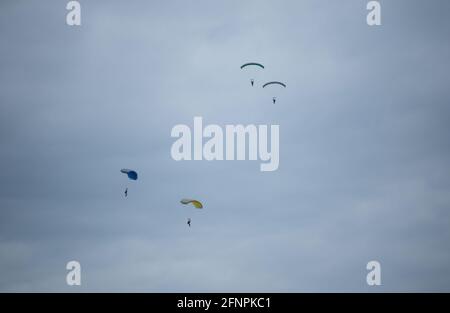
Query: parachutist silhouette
263,81,286,105
124,188,128,197
187,218,191,227
251,79,254,86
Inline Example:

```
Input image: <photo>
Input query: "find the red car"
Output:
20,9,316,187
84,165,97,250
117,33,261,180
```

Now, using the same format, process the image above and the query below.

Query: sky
1,0,450,292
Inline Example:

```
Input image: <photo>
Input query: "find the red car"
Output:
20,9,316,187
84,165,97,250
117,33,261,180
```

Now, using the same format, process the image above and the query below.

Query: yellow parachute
180,199,203,209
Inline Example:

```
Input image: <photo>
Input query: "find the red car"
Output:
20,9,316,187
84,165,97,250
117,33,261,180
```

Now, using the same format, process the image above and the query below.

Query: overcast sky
1,0,450,292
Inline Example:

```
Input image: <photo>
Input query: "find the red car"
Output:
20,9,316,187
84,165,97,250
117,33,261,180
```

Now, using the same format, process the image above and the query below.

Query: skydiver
187,218,191,227
250,79,254,86
124,188,128,197
272,97,276,104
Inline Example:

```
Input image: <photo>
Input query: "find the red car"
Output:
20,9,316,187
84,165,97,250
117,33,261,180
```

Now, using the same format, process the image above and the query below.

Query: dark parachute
241,63,264,86
262,81,286,88
262,81,286,104
240,62,265,69
120,169,138,180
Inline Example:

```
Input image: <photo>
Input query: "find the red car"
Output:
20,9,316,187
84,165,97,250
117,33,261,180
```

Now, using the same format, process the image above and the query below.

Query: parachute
240,62,264,69
262,81,286,103
241,63,264,86
120,169,138,180
180,199,203,209
262,81,286,88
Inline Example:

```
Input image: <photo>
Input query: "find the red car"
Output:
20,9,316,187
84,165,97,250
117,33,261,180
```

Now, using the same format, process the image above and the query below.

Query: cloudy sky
1,0,450,292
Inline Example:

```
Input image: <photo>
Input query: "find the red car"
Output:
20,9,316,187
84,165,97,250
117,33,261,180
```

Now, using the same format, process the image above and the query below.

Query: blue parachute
120,169,138,180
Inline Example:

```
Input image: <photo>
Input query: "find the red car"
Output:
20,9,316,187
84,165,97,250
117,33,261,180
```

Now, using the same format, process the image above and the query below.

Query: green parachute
262,81,286,103
262,81,286,88
241,62,264,86
240,63,264,69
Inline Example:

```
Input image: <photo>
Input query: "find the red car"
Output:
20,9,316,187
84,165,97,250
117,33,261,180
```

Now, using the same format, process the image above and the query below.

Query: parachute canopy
262,81,286,88
180,199,203,209
120,169,138,180
240,62,264,69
